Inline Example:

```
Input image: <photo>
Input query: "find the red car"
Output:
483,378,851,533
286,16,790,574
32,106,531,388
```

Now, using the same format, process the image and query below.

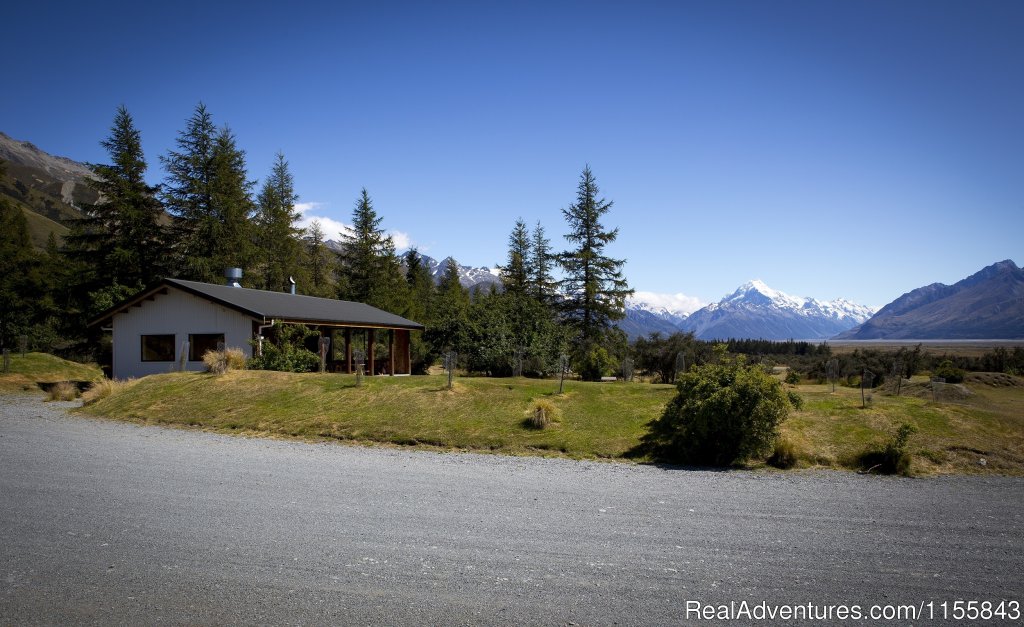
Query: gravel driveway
2,393,1022,625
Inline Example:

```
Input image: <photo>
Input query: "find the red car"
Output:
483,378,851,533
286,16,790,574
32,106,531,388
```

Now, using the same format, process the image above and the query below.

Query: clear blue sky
5,0,1022,311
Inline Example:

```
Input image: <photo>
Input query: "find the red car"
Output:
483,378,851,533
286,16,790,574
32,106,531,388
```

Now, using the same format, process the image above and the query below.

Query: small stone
978,458,987,466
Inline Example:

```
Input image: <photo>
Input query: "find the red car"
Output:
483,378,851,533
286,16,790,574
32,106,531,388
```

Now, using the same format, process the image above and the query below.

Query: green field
71,367,1024,474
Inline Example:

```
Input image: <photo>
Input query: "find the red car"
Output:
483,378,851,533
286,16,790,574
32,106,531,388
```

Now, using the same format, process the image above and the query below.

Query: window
189,333,226,361
141,335,175,362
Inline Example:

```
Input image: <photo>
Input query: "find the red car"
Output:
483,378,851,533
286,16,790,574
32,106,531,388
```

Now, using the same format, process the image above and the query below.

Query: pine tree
558,166,633,344
161,103,218,281
65,105,166,305
336,188,406,312
304,219,334,297
208,126,256,274
253,152,304,291
162,105,256,282
499,218,530,295
0,197,39,348
529,220,557,304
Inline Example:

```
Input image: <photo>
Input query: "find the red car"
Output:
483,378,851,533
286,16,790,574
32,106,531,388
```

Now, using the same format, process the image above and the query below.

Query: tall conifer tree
65,105,166,306
558,166,633,343
336,188,406,312
253,152,304,291
499,218,530,295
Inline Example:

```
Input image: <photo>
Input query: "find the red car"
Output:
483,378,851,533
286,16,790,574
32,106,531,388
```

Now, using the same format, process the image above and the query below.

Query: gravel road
1,393,1022,625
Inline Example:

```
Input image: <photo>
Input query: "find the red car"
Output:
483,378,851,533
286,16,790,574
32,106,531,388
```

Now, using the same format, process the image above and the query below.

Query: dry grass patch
46,381,80,402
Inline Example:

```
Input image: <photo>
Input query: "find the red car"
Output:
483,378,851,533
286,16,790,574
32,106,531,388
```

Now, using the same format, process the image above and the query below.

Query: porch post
389,330,395,376
368,329,375,376
345,328,352,374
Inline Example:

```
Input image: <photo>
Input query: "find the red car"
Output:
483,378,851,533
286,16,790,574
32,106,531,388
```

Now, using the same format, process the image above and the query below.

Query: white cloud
389,230,413,251
293,202,324,215
294,202,416,251
629,291,707,315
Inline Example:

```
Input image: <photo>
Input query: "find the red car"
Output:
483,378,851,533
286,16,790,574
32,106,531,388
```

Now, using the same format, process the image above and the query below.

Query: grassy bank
75,368,1024,474
78,371,675,459
0,352,103,393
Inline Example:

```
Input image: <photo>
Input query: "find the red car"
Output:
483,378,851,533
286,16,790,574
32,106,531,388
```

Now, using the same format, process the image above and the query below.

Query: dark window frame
188,333,226,361
141,334,176,362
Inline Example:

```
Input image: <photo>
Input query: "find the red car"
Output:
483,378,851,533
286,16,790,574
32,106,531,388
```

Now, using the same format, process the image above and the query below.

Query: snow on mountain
423,254,502,290
680,280,874,340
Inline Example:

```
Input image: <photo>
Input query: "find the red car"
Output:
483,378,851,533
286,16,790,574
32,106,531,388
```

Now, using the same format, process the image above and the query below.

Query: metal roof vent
288,276,296,295
225,267,243,288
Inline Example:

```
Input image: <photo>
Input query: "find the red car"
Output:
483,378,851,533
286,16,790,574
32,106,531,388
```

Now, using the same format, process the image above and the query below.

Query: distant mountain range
624,281,874,340
836,260,1024,339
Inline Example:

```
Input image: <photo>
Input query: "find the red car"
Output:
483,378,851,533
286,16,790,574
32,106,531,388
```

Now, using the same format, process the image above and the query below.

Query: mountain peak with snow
681,280,874,340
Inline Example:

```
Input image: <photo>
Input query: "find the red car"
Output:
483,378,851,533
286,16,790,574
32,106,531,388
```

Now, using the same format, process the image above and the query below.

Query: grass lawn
8,354,1019,475
0,352,103,393
78,371,677,459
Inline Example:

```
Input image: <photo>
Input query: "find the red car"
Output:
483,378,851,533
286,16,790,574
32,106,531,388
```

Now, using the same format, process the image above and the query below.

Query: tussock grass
202,347,246,374
46,381,80,402
525,399,562,430
81,378,137,405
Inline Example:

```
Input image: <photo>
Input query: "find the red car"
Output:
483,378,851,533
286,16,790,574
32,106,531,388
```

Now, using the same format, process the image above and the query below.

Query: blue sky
5,1,1022,311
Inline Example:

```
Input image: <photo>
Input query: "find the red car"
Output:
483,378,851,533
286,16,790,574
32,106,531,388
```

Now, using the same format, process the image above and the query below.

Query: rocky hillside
836,260,1024,339
0,131,97,247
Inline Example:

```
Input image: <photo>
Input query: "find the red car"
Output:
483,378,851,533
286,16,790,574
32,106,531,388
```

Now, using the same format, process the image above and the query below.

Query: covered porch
319,326,413,376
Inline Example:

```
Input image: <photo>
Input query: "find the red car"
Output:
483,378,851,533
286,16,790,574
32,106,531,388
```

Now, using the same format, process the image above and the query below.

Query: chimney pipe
225,267,243,287
288,276,296,295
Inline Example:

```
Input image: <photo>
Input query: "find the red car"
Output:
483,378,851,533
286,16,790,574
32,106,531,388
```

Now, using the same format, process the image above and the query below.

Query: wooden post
389,330,395,376
406,331,412,375
345,328,352,374
368,329,375,376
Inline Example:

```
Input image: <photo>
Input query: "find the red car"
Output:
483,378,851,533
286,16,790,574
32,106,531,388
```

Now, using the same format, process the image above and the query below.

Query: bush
786,389,804,410
767,438,800,469
932,360,965,384
784,370,800,385
248,325,321,373
576,345,615,382
46,381,80,402
202,347,246,374
639,346,790,466
859,423,917,475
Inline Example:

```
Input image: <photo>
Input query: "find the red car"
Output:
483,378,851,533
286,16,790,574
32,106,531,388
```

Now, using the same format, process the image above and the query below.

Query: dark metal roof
88,278,424,330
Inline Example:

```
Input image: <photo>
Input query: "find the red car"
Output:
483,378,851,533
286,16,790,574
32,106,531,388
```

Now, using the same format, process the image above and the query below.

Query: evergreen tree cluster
3,105,639,380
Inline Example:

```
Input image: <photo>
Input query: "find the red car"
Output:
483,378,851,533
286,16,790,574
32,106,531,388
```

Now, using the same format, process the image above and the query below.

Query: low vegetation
0,352,103,392
45,380,81,402
635,349,792,466
4,350,1020,475
202,347,247,374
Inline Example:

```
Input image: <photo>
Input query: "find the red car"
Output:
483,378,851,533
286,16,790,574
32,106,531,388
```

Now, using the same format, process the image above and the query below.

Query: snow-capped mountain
419,254,501,290
679,280,874,340
325,241,501,290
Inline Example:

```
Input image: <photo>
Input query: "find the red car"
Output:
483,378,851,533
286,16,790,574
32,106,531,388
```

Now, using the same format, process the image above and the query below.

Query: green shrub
786,389,804,410
859,423,917,475
577,345,615,382
767,438,800,469
933,360,965,384
784,370,800,385
248,325,320,373
639,346,790,466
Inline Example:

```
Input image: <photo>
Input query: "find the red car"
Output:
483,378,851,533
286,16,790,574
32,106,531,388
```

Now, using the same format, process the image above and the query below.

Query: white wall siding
111,288,255,379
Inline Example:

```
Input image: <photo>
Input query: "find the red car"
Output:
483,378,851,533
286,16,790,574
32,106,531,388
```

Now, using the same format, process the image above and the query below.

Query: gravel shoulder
2,393,1022,625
